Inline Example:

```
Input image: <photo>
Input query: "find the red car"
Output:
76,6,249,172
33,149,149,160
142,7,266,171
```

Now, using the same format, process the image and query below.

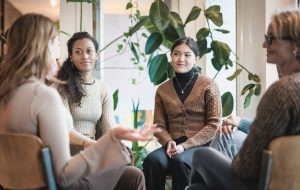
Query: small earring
293,49,300,59
293,49,297,57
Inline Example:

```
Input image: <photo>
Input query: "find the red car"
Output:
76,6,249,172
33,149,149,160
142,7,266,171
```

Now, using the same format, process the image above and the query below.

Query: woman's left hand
169,144,185,157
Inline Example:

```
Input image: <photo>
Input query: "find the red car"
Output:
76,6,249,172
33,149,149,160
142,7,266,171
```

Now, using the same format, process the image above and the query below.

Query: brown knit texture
232,72,300,190
154,75,222,149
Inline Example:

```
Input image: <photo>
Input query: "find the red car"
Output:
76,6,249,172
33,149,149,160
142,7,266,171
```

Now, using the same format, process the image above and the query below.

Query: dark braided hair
57,32,98,107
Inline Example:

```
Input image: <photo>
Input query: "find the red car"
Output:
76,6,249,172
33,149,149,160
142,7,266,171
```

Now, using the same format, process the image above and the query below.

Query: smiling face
70,38,97,74
262,26,295,66
171,43,197,73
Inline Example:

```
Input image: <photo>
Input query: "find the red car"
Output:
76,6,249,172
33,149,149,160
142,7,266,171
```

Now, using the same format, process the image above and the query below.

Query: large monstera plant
109,0,261,117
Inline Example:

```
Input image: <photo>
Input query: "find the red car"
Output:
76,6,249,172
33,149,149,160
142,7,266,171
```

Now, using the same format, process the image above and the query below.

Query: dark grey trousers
186,147,237,190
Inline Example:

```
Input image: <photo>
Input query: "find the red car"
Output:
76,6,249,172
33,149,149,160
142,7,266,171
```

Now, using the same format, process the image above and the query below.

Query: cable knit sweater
232,72,300,190
0,79,130,189
64,79,116,144
154,75,222,149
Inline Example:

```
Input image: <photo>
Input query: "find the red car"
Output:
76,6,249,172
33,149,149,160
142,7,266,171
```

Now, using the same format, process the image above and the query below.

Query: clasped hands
219,115,241,135
166,140,184,158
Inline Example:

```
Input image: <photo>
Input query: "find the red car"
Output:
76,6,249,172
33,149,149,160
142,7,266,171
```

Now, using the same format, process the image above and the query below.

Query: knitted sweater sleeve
182,80,222,149
98,85,116,134
238,118,253,134
153,87,173,146
232,79,293,183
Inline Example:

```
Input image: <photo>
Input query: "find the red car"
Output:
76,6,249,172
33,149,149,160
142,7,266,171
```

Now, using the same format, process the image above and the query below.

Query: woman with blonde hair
0,13,158,190
186,9,300,190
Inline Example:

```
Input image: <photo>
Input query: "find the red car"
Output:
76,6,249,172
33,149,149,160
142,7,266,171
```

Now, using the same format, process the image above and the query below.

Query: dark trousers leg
114,166,146,190
143,147,169,190
170,147,201,190
187,147,237,190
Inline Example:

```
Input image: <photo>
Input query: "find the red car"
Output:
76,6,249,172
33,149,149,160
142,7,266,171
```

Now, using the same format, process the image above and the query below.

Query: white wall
237,0,297,118
59,1,93,63
102,14,157,121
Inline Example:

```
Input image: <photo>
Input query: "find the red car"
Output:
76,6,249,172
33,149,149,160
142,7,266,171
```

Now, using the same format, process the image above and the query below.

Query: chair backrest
259,136,300,190
0,133,57,190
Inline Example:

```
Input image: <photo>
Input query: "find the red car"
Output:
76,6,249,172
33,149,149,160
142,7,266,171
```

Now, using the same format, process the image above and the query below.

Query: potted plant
101,0,261,117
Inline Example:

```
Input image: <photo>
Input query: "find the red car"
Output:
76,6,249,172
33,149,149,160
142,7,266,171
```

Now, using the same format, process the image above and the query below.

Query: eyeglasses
264,34,293,45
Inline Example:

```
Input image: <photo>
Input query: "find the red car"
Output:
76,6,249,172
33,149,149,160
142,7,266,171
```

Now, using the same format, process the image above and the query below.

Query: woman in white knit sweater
56,32,146,189
57,32,114,142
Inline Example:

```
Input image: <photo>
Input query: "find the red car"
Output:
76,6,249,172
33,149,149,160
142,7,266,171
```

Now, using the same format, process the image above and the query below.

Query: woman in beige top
0,13,159,190
57,32,115,141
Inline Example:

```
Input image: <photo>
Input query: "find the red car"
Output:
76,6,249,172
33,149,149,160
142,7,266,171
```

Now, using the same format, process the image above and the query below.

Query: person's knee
143,151,167,170
143,154,157,169
115,166,145,190
171,154,186,167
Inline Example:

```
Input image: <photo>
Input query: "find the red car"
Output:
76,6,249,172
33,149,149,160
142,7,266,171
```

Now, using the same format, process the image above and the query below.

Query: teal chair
0,133,57,190
258,136,300,190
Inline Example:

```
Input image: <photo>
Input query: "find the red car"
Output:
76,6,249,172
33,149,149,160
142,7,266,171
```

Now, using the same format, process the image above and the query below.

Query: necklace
81,79,95,85
175,73,195,94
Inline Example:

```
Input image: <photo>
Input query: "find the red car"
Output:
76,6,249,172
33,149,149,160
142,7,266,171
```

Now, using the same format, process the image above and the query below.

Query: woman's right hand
220,115,241,135
113,124,160,142
166,140,177,158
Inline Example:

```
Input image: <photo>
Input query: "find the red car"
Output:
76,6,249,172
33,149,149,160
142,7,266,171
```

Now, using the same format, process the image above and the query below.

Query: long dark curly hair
57,32,99,107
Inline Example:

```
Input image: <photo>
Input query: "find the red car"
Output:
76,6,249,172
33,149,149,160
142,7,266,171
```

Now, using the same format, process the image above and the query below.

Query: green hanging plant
102,0,261,117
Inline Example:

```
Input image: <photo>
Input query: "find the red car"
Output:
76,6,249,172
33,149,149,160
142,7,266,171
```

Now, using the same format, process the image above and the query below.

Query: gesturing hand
113,124,160,142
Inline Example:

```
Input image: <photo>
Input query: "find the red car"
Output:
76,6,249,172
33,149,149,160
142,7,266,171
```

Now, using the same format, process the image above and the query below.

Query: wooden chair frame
258,136,300,190
0,133,57,190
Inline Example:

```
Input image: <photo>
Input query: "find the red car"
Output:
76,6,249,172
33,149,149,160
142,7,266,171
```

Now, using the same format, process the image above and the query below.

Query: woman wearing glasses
186,9,300,190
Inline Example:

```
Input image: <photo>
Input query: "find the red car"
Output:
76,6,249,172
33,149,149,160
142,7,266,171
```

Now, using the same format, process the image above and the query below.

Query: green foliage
102,0,262,116
113,89,119,111
131,100,149,169
221,92,234,117
145,32,163,54
140,1,261,114
184,6,201,26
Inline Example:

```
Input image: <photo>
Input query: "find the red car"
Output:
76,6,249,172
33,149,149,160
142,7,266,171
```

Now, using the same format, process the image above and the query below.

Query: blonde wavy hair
0,13,57,104
270,9,300,42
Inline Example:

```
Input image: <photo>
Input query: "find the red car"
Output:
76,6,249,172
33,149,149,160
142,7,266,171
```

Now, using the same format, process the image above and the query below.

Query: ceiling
7,0,60,21
6,0,152,21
